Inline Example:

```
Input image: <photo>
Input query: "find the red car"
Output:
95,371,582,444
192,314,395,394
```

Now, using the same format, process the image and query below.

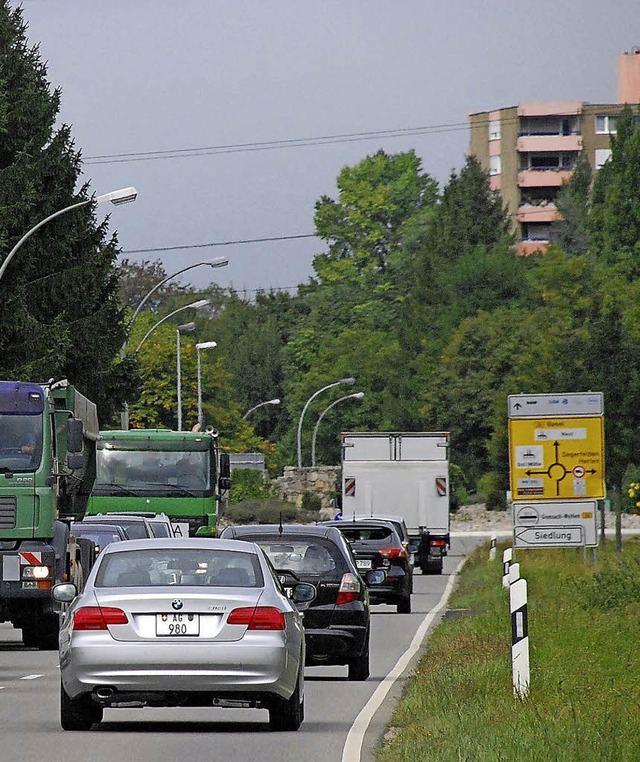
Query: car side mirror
52,583,77,603
291,582,316,604
365,570,386,585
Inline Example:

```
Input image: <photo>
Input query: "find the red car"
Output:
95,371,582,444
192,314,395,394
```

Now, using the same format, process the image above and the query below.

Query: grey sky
16,1,639,294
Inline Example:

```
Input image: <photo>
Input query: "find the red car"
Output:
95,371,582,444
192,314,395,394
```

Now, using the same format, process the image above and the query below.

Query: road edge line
341,555,468,762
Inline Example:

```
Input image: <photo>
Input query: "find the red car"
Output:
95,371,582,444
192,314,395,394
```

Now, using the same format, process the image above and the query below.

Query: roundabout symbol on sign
573,465,585,478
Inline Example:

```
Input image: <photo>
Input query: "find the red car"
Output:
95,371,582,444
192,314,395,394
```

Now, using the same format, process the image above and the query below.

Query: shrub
573,559,640,610
477,471,507,511
301,491,322,513
621,463,640,514
228,468,274,503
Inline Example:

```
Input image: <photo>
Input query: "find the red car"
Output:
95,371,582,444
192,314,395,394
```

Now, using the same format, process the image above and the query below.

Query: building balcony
517,205,562,223
517,135,582,152
518,170,574,188
517,240,550,256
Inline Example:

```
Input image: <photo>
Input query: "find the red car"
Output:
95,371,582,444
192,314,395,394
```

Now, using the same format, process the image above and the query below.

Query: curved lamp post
242,398,281,420
311,392,364,467
120,257,228,359
0,187,138,283
134,299,209,354
177,323,196,431
296,377,355,468
196,341,217,427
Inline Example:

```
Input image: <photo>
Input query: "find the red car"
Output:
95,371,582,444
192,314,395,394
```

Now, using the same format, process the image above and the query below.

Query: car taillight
377,547,407,559
430,539,446,547
336,573,360,605
227,606,285,630
73,606,129,631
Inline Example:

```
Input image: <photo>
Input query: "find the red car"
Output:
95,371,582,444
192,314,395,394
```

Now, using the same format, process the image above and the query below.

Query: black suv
324,520,413,613
220,524,371,680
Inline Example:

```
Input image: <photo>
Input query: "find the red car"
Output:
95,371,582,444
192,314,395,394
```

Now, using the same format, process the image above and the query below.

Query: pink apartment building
469,51,640,256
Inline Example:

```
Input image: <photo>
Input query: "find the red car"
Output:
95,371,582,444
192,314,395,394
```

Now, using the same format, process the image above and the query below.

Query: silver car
55,538,311,732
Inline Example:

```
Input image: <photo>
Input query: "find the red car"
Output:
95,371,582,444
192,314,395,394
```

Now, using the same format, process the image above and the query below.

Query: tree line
3,3,640,507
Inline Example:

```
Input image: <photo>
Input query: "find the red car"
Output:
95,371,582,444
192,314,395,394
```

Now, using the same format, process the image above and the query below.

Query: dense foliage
0,2,135,422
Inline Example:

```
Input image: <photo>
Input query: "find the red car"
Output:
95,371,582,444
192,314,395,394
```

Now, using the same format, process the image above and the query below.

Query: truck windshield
0,413,43,473
94,449,211,495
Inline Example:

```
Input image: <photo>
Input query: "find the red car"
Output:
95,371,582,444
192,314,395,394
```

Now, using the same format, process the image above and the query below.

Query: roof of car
71,522,126,532
100,537,260,554
84,514,150,522
222,524,342,540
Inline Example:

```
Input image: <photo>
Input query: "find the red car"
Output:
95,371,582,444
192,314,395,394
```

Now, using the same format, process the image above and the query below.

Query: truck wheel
268,664,304,731
60,682,103,731
397,593,412,614
347,629,370,681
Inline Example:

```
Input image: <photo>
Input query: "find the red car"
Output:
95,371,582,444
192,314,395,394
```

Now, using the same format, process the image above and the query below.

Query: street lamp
134,299,209,354
242,398,281,420
177,323,197,432
120,257,228,359
311,393,364,467
0,187,138,283
296,377,355,468
196,341,217,427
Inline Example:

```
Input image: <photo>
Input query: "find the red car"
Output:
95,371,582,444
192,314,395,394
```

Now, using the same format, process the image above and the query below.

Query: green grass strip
376,539,640,762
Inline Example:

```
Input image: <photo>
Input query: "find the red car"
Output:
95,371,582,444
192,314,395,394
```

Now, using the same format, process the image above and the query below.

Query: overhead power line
121,233,317,255
84,116,521,166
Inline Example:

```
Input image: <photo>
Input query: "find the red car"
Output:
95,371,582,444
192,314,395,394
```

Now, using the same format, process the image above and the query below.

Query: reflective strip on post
489,535,497,561
502,547,513,588
510,577,530,698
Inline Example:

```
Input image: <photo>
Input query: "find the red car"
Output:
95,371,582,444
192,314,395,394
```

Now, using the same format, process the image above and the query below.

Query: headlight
22,565,51,579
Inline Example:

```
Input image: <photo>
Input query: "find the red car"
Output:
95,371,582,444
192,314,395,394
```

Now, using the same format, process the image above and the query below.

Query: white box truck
341,432,451,574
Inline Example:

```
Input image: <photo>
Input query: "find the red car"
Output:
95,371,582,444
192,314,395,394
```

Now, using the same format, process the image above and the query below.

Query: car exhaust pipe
95,687,115,700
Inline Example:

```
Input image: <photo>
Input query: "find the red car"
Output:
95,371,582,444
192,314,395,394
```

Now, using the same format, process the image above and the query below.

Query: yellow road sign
508,416,605,500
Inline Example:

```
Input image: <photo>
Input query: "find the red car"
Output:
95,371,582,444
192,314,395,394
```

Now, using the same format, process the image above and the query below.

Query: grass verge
376,539,640,762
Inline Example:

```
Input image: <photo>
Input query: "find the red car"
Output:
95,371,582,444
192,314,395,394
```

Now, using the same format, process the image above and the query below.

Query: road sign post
508,393,605,550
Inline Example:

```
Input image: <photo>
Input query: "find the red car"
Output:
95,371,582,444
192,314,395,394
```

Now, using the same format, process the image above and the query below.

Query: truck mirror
67,453,84,471
67,418,84,453
219,453,231,479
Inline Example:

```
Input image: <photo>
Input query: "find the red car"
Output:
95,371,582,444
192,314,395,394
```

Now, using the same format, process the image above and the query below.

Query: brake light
377,547,407,559
228,606,285,630
73,606,128,631
430,539,446,547
336,573,360,605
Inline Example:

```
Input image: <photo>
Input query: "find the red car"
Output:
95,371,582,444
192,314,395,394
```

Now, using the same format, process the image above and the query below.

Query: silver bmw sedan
55,538,310,731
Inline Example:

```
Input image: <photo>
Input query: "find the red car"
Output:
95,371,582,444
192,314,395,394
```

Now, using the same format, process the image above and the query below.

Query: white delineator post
510,575,530,698
489,535,497,561
502,547,513,587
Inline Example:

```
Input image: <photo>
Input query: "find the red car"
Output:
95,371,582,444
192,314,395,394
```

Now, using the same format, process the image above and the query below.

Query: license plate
356,559,372,570
156,613,200,636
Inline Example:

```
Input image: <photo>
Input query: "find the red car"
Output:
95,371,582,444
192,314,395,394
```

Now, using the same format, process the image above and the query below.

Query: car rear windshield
149,522,172,538
242,536,349,576
338,526,394,542
95,548,264,588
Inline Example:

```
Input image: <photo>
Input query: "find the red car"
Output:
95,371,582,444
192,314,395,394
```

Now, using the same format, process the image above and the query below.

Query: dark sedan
220,524,371,680
323,520,413,613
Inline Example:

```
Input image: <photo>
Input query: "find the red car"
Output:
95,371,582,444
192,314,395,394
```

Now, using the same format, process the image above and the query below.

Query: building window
522,222,551,241
595,115,617,134
489,119,501,140
489,155,501,176
595,148,612,169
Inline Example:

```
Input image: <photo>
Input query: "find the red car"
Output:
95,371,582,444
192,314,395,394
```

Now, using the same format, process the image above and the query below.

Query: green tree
0,3,132,421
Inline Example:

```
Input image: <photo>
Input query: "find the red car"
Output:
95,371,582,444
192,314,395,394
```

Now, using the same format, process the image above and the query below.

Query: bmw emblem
172,599,183,611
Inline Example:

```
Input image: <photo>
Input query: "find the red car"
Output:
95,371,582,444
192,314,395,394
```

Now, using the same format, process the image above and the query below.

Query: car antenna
278,512,283,536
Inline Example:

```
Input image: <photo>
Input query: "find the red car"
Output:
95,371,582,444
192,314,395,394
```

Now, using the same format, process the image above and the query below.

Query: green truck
86,428,231,536
0,379,100,648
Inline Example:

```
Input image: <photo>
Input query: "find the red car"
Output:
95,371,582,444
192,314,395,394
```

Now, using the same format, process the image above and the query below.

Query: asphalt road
0,536,484,762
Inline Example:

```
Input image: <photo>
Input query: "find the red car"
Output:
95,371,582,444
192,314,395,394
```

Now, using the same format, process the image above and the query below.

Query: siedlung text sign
512,500,598,548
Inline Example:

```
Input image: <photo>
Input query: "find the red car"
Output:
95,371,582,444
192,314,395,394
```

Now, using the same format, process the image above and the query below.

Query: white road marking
341,556,468,762
20,674,44,680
